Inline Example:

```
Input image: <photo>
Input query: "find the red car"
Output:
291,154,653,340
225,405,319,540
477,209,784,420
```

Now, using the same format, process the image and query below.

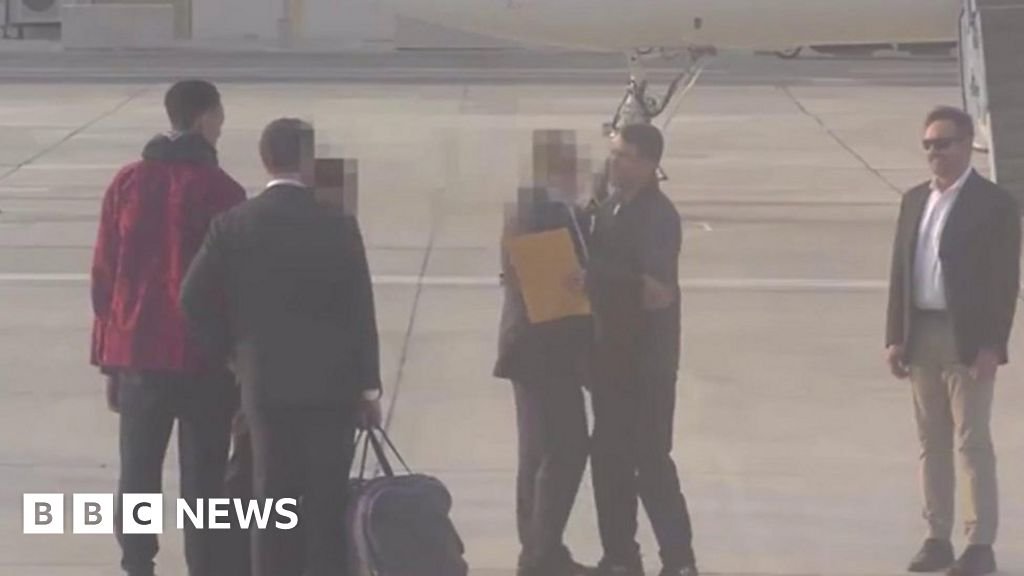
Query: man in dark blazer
494,129,594,576
180,118,382,576
586,124,696,576
886,106,1020,576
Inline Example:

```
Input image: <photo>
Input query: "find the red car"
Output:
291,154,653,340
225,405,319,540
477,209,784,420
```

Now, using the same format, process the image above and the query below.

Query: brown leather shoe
947,545,996,576
909,539,956,572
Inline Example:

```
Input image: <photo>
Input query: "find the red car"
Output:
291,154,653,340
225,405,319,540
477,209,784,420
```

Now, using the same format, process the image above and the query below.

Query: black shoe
659,564,698,576
947,545,996,576
595,558,644,576
909,539,956,572
564,560,597,576
518,558,596,576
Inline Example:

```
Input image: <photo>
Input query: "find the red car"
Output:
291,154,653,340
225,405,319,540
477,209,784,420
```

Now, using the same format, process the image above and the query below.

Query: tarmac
0,47,1021,575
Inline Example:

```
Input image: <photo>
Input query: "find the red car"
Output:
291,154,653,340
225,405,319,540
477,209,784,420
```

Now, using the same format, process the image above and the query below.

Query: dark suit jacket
180,184,381,409
586,182,682,374
886,171,1021,365
493,188,593,383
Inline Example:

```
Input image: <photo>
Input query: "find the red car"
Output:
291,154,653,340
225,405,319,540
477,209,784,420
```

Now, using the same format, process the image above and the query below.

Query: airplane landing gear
603,46,714,182
604,45,715,137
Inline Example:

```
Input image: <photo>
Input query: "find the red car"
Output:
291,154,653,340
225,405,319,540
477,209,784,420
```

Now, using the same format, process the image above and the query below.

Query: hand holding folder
504,227,591,324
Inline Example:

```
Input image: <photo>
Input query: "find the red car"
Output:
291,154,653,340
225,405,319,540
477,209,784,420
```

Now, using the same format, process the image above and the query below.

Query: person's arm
347,218,383,399
90,172,123,373
980,194,1022,363
345,218,383,428
886,196,910,378
180,216,231,363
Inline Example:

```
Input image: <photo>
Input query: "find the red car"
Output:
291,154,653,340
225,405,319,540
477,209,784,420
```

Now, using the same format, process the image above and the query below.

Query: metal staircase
960,0,1024,207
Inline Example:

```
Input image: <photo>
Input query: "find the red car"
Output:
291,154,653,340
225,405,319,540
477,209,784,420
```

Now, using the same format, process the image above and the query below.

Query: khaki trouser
909,311,998,545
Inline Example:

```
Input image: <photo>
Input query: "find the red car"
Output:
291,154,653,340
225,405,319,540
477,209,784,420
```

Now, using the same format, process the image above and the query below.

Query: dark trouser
114,369,236,576
247,406,356,576
223,409,306,576
590,360,694,569
513,376,590,573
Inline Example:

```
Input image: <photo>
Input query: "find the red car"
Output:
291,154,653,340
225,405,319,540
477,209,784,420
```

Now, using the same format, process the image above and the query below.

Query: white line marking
15,164,122,171
375,275,496,287
0,272,887,291
0,273,89,282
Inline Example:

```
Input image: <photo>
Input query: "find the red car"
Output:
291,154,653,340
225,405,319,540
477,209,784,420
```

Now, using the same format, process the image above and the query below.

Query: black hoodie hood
142,132,218,166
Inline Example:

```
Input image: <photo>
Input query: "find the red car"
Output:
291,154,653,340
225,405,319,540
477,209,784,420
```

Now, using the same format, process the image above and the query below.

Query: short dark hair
164,80,221,132
925,106,975,141
259,118,314,173
619,123,664,164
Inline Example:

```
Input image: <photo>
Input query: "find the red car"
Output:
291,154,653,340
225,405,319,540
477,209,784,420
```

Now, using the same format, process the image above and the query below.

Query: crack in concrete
779,85,902,195
0,86,151,186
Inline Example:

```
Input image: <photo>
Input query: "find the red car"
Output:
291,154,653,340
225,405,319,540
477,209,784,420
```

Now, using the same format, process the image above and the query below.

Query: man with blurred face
90,79,245,576
585,124,697,576
886,106,1020,576
495,129,595,576
181,118,382,576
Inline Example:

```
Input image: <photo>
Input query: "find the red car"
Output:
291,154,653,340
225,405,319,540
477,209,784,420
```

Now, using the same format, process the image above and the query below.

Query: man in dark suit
181,118,382,576
586,124,696,576
886,106,1020,576
495,129,594,576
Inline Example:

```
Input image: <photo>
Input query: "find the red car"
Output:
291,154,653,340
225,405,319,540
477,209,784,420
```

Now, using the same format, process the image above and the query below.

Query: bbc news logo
24,494,298,534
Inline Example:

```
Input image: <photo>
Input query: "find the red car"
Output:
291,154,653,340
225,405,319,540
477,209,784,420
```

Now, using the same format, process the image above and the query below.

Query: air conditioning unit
9,0,62,25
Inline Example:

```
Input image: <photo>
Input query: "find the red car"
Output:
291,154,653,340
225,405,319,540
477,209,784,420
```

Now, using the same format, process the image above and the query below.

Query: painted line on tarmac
0,272,888,291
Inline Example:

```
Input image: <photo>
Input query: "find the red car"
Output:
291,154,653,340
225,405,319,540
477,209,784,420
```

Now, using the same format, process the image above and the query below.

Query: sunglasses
922,137,963,151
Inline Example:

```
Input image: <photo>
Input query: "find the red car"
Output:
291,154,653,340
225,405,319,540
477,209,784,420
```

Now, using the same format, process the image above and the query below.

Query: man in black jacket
181,118,382,576
886,106,1020,576
586,124,696,576
495,129,594,576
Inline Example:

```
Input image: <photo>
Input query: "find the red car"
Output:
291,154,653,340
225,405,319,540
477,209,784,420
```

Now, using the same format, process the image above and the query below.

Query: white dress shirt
913,166,973,310
265,175,306,190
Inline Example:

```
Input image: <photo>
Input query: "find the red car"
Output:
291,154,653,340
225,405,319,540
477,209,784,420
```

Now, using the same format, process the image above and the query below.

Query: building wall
192,0,282,41
303,0,394,46
90,0,189,39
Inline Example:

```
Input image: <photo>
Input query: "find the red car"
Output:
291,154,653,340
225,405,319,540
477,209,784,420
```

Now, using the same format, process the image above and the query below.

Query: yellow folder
505,227,591,324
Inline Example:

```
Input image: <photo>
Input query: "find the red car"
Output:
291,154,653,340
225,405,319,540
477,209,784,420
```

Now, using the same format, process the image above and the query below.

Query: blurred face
297,126,316,186
195,103,225,147
923,119,971,184
297,151,315,187
608,135,655,192
534,142,579,202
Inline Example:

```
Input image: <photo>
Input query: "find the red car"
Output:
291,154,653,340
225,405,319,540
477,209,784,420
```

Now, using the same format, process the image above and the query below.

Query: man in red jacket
90,79,246,576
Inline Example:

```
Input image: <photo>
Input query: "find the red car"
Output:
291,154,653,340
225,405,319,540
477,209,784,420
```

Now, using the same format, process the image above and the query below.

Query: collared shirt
913,166,973,310
265,175,306,190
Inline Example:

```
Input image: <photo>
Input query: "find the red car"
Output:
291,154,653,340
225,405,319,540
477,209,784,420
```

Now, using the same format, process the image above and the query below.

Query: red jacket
90,133,246,374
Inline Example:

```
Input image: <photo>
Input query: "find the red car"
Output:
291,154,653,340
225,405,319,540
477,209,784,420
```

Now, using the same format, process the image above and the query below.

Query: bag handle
353,426,410,480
